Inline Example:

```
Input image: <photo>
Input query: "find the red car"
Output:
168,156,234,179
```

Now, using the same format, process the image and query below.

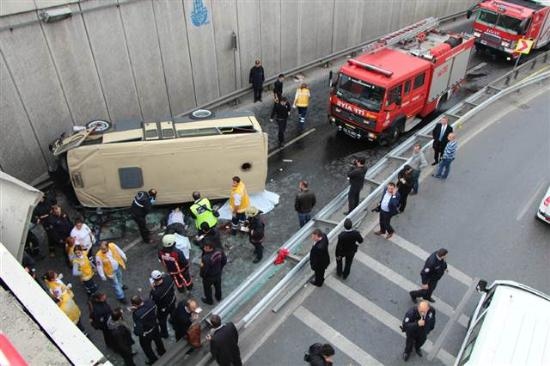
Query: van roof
470,284,550,365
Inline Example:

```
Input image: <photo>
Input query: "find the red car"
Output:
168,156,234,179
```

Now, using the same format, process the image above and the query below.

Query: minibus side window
458,312,487,365
119,167,144,189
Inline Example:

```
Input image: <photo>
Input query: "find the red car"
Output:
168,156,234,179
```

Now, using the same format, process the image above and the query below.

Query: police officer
401,300,436,361
189,191,218,233
130,188,157,244
200,242,227,305
131,295,166,364
149,270,176,339
158,234,193,292
409,248,448,303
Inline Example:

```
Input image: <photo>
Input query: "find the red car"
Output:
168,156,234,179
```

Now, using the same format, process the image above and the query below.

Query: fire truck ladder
363,16,440,54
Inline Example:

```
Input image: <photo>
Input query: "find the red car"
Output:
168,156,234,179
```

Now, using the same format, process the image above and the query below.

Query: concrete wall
0,0,473,184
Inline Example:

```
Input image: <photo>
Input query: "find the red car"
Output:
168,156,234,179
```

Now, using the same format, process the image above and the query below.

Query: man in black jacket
309,229,330,287
295,180,317,227
409,248,448,303
88,292,113,349
270,96,291,146
131,295,166,364
249,59,265,102
172,298,200,341
149,270,176,339
335,219,364,279
196,222,223,251
397,165,414,213
207,314,242,366
307,343,335,366
431,116,453,165
273,73,284,101
401,301,436,361
346,157,367,213
200,243,227,305
108,308,135,366
130,189,157,244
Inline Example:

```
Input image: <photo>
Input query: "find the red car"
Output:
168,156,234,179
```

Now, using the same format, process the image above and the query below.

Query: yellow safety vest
230,182,250,213
96,243,126,277
58,292,81,324
73,254,94,281
294,88,310,107
65,244,75,264
190,198,218,229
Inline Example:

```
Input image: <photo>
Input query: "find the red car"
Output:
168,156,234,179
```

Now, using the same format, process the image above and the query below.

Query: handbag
186,323,202,348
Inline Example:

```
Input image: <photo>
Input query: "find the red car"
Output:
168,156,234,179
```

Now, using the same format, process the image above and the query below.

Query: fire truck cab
468,0,550,59
329,18,474,145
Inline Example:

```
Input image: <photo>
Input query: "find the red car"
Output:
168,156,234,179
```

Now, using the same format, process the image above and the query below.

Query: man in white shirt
70,217,94,251
374,182,401,239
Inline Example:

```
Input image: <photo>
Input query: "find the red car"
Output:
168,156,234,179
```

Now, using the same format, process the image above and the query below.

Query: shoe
402,352,410,361
343,211,349,215
416,349,423,357
201,297,214,305
431,162,438,166
215,297,222,302
385,233,393,239
253,257,261,263
118,298,128,305
426,297,436,303
409,291,417,303
309,279,322,287
374,231,383,236
336,272,342,277
122,285,128,290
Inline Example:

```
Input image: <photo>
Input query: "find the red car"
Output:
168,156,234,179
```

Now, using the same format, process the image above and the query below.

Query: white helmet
162,234,176,248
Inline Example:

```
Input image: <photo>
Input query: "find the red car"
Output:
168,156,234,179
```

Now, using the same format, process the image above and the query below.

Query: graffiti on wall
191,0,209,27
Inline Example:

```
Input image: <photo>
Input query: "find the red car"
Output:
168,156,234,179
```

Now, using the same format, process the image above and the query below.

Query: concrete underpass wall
0,0,472,184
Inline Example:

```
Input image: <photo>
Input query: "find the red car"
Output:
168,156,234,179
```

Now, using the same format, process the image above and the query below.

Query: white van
455,280,550,366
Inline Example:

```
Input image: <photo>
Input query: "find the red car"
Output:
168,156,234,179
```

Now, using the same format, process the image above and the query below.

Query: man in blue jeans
433,133,457,180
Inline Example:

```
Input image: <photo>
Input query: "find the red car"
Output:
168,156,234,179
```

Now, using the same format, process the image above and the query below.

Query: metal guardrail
175,11,468,118
156,26,550,366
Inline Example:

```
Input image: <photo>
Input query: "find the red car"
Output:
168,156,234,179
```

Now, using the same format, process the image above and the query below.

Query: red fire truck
468,0,550,59
328,18,474,145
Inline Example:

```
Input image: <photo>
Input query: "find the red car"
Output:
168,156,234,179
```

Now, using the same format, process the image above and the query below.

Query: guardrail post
505,75,511,86
544,53,548,63
530,59,537,70
514,70,519,80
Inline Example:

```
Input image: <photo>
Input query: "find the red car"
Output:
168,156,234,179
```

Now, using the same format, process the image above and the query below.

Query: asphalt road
243,84,550,365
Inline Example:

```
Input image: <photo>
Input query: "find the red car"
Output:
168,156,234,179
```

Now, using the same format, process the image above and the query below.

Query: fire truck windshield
477,10,524,34
336,74,385,112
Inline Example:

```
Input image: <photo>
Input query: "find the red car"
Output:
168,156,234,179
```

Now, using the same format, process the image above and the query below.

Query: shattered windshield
336,74,385,112
477,10,523,34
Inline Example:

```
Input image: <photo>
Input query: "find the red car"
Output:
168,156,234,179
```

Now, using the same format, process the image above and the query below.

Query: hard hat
244,206,259,217
162,234,176,247
150,270,163,281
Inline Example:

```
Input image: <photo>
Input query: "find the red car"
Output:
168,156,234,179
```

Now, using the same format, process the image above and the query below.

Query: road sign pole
514,53,522,70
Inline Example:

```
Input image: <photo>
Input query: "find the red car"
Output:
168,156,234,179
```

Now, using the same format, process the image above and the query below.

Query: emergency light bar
347,59,394,77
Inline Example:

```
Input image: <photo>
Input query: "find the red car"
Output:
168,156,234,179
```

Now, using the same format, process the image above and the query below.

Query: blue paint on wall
191,0,209,27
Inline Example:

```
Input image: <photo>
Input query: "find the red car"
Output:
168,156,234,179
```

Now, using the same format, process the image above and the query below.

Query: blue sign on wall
191,0,209,27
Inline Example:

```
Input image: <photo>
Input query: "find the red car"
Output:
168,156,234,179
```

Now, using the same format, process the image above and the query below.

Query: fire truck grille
481,32,501,46
333,107,375,128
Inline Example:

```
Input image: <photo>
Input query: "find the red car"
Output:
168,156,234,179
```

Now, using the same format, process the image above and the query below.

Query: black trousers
276,118,287,144
399,192,410,212
115,347,136,366
313,268,326,286
404,333,427,354
131,213,150,242
158,305,174,338
203,275,222,303
253,85,263,101
251,242,264,260
379,211,394,234
336,253,355,279
139,327,166,363
348,188,361,212
433,143,444,163
410,280,439,300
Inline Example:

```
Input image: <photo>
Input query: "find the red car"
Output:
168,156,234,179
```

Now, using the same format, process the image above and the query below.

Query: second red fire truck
328,17,474,145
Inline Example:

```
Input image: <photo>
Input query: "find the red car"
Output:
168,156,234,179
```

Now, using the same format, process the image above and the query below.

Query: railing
156,25,550,366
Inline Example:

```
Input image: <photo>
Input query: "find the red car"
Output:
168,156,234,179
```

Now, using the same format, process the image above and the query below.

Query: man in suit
335,219,363,279
346,157,368,213
207,314,242,366
401,301,436,361
374,182,400,239
431,116,453,165
309,229,330,287
409,248,448,303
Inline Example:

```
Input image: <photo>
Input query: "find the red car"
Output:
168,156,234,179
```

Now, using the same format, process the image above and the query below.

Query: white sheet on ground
217,190,279,220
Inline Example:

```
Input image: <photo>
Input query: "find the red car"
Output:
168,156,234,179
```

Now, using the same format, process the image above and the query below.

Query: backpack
304,343,323,362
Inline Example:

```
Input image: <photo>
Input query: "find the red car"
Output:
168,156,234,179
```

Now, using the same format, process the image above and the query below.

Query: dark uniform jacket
335,229,363,257
150,274,176,313
47,213,73,244
248,215,265,244
200,250,227,279
309,354,333,366
402,306,436,337
132,299,159,337
273,79,283,99
109,322,134,355
295,190,316,214
210,322,242,366
379,189,401,216
421,252,448,285
249,66,265,87
130,192,152,218
397,169,413,195
199,229,222,250
310,234,330,271
172,301,193,335
271,101,291,120
89,300,112,330
348,166,368,192
158,247,189,273
432,123,453,149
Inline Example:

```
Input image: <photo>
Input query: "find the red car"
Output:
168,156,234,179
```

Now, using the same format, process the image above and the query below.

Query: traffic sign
514,38,533,54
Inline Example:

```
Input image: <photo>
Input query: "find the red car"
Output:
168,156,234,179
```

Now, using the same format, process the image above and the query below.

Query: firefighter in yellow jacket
229,176,250,235
96,241,128,304
72,244,98,295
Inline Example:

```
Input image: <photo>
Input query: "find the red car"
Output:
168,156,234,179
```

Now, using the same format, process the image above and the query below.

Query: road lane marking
516,180,546,221
354,251,470,327
268,128,316,158
326,277,456,366
294,306,384,366
467,62,487,74
388,234,473,286
122,237,142,252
